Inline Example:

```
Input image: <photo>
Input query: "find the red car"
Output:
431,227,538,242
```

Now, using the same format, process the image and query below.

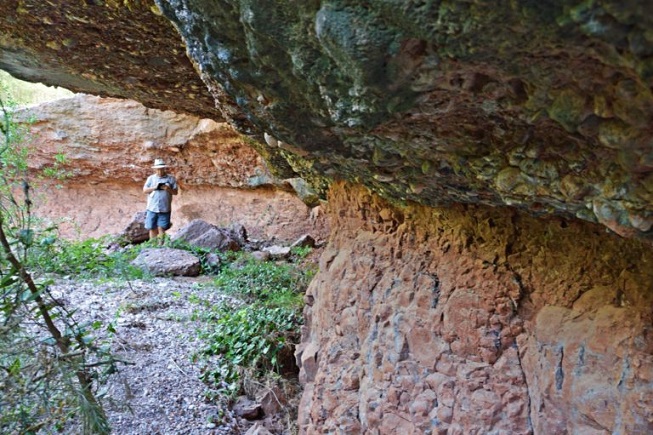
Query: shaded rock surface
119,211,149,244
166,0,653,241
132,248,201,276
0,1,218,119
296,182,653,434
3,3,653,240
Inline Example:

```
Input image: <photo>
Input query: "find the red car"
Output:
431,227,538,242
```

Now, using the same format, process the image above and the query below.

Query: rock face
3,2,652,240
153,0,653,243
0,0,218,119
16,94,263,187
296,182,653,434
16,95,329,243
2,2,653,433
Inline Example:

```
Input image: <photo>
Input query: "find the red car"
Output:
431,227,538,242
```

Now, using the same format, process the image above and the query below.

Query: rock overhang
1,0,652,242
0,0,219,119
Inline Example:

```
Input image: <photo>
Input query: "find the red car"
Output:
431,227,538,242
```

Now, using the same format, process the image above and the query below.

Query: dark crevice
555,346,565,391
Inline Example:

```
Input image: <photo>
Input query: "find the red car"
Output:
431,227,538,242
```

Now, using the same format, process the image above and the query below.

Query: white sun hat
152,158,168,169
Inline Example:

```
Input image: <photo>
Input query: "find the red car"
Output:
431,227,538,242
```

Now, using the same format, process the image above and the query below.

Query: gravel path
51,276,253,434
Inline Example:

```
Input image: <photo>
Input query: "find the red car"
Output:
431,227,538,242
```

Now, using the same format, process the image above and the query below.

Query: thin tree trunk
0,212,108,431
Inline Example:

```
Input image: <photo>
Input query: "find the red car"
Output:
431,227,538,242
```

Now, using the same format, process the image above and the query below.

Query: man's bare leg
149,229,158,240
157,227,166,245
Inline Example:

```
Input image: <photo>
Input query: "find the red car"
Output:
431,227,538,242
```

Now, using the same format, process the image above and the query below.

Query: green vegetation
195,252,315,399
0,71,318,431
29,235,145,280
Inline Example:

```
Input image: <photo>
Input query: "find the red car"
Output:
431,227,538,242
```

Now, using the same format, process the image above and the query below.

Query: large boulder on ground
131,248,201,277
118,211,149,244
171,219,241,251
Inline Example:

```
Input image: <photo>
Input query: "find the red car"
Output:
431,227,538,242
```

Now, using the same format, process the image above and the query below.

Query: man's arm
143,176,157,194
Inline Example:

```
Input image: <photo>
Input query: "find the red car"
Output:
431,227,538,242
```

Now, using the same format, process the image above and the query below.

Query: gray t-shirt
144,174,178,213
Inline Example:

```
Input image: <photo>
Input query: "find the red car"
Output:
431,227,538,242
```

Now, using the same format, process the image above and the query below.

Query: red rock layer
33,182,327,243
297,182,653,434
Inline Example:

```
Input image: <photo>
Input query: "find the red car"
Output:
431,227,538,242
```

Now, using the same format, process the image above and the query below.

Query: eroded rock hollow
1,1,652,433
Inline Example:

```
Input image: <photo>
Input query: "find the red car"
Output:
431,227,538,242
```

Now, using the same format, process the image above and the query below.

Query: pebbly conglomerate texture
295,182,653,434
154,0,653,242
0,0,218,119
2,1,652,240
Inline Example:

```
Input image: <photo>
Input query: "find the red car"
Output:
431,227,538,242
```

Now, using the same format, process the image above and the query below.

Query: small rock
245,422,274,435
233,396,262,420
118,211,149,244
262,245,291,260
290,234,316,249
258,386,286,416
251,250,271,261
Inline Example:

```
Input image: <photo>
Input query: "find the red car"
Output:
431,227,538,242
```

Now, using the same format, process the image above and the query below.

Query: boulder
131,248,200,277
228,222,249,246
261,245,291,260
290,234,316,249
118,211,149,244
258,386,287,417
171,219,241,251
233,396,262,420
250,251,271,262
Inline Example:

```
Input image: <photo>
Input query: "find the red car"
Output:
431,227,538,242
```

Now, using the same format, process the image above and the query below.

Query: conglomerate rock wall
156,0,653,243
297,182,652,434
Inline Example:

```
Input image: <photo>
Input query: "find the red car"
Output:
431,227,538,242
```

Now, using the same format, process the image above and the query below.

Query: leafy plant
212,253,309,305
199,303,302,389
28,234,144,280
196,253,313,399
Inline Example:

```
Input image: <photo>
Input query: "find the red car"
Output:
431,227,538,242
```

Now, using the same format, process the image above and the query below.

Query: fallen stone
262,245,291,260
290,234,316,249
258,386,286,417
250,251,271,262
204,252,222,271
229,222,249,246
233,396,262,420
244,422,273,435
172,219,241,251
131,248,201,276
118,211,149,244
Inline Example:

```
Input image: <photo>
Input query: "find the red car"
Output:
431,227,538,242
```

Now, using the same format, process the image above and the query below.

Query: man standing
143,158,178,242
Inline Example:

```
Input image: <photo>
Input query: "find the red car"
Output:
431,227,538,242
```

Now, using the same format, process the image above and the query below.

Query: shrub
212,253,309,305
28,234,144,280
199,303,302,390
196,252,313,397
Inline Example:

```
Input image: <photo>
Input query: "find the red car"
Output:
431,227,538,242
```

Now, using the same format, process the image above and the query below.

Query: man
143,158,178,242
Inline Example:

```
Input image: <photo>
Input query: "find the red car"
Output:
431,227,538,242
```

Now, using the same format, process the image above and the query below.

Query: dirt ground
51,276,261,434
